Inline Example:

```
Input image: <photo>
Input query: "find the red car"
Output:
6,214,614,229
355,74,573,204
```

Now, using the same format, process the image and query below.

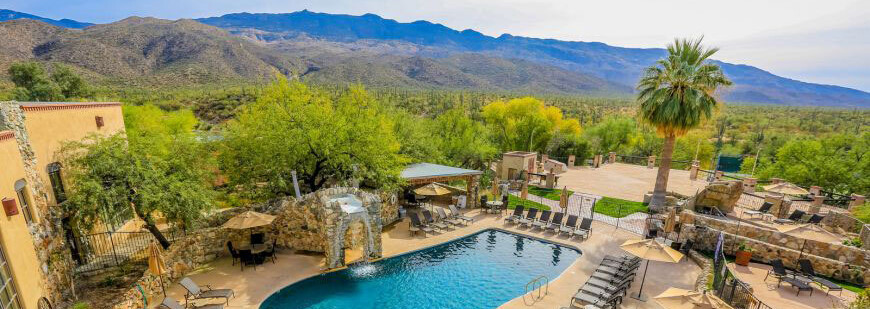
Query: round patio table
237,244,268,254
486,201,503,214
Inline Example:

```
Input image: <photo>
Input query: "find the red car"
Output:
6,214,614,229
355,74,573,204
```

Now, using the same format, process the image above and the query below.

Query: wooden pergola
401,163,483,207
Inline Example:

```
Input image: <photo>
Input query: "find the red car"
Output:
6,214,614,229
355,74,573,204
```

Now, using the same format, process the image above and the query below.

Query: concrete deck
159,209,701,308
557,163,708,202
727,262,856,309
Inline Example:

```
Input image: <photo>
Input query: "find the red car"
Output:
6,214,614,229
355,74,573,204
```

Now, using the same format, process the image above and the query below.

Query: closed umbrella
491,177,500,198
664,208,677,234
653,288,733,309
620,239,685,301
762,182,808,196
559,186,569,212
520,179,529,200
148,242,167,296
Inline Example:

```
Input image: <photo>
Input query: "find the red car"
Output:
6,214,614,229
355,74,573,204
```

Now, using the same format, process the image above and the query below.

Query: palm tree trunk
649,134,676,211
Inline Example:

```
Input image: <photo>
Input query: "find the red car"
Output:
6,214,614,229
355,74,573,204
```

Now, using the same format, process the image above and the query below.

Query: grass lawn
487,194,551,211
526,186,573,201
593,196,648,218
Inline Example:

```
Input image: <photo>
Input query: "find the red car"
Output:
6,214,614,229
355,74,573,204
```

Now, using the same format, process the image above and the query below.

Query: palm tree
638,37,732,210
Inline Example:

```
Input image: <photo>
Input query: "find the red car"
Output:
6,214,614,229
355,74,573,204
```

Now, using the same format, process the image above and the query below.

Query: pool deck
159,208,701,308
558,163,708,202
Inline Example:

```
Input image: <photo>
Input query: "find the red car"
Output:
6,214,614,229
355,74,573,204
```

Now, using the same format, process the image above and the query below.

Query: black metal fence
616,155,647,166
712,251,774,309
510,189,648,236
73,229,184,274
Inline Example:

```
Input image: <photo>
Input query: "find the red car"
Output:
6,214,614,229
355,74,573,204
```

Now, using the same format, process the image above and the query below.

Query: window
47,163,66,204
13,180,32,224
0,246,21,309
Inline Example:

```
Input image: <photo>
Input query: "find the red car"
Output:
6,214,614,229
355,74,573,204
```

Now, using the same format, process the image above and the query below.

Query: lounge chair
448,204,474,223
575,218,592,239
546,212,564,232
805,214,824,224
518,208,539,227
765,259,795,284
160,296,224,309
408,212,433,236
774,210,805,224
422,210,447,230
504,205,524,224
437,207,463,227
180,277,234,306
783,276,814,296
743,202,772,218
531,210,552,229
799,259,843,295
560,215,579,236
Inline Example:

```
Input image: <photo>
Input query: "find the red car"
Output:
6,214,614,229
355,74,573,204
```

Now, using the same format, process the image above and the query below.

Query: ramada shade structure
401,163,483,205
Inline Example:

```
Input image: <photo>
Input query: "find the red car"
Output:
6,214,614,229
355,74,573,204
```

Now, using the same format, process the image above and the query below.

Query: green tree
59,133,215,248
51,64,90,99
433,107,497,169
584,116,638,154
636,38,732,209
7,62,90,101
756,133,868,195
546,134,591,164
220,78,405,199
482,97,581,152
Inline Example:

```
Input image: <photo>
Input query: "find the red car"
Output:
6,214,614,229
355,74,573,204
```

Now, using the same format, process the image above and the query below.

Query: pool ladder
523,275,549,306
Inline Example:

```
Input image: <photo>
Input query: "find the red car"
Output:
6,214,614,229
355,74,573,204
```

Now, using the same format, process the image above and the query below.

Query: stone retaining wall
688,213,869,268
862,225,870,250
692,181,742,213
683,225,869,285
821,212,866,234
687,250,712,291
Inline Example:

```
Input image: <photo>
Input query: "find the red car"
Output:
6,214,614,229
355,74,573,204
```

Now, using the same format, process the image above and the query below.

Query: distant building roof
400,163,482,180
17,102,121,111
503,151,537,157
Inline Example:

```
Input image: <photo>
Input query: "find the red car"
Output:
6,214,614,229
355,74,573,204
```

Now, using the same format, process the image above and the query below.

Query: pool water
260,229,582,309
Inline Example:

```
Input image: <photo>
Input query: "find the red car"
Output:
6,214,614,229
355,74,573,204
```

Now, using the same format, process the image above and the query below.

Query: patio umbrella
222,210,277,230
653,288,733,309
147,241,167,296
762,182,808,196
491,177,500,198
664,208,677,234
413,183,451,196
620,239,685,301
559,186,569,212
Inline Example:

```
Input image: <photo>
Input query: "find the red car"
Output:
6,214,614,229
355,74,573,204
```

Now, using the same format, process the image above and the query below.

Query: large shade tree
482,97,581,152
637,37,732,209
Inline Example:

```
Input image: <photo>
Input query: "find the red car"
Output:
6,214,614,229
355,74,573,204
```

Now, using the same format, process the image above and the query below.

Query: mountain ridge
0,9,92,28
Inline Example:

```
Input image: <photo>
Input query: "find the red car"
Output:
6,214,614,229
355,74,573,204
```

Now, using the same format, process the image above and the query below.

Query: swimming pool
260,229,582,309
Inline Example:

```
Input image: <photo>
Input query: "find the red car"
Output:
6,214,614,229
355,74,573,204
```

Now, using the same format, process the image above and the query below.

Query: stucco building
0,102,124,309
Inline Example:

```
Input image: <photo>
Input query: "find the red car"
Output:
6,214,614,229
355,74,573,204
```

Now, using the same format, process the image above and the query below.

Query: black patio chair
774,210,805,224
532,210,552,229
504,205,524,224
422,210,447,230
480,195,488,210
798,259,843,295
805,214,824,224
681,240,694,254
179,277,235,305
575,218,592,239
408,212,433,236
261,238,277,264
546,212,564,232
238,249,258,271
560,215,579,236
518,208,539,227
743,202,773,218
226,241,239,266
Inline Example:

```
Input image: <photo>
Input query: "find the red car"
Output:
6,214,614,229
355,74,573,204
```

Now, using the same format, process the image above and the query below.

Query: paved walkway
557,163,708,202
727,262,856,309
158,209,701,308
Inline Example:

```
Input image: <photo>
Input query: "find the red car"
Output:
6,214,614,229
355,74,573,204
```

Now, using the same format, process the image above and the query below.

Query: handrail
523,275,549,305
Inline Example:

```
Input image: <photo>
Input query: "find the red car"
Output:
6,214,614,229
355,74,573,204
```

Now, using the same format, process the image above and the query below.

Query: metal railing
712,251,774,309
523,275,549,305
510,189,648,236
616,155,647,166
74,228,184,274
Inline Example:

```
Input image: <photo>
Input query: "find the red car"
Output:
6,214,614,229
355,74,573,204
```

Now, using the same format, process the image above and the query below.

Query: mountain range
1,9,869,107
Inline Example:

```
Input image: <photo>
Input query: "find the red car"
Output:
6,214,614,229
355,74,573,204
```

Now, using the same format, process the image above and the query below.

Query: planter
735,250,752,266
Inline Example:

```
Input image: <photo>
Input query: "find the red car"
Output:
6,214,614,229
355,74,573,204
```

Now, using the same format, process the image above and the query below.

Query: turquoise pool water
260,229,581,309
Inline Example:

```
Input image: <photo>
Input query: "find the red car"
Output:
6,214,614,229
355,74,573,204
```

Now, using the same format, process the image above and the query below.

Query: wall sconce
2,198,19,216
95,116,105,129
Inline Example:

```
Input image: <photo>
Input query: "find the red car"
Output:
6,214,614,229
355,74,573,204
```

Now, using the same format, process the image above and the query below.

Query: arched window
47,163,66,204
13,180,33,224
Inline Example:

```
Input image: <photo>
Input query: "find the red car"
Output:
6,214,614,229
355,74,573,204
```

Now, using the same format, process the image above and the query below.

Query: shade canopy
653,288,733,309
222,210,277,229
148,242,167,275
620,239,684,263
413,183,452,196
762,182,808,196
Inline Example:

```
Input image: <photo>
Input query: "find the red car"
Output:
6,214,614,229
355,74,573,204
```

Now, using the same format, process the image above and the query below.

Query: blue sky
4,0,870,91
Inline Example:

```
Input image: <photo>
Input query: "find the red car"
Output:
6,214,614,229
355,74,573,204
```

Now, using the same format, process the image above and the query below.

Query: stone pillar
810,195,825,214
810,186,821,196
850,194,866,211
609,152,616,164
568,155,575,167
771,178,783,184
743,178,757,193
541,154,549,163
714,171,723,181
545,172,556,189
593,154,602,168
469,175,480,208
647,155,656,169
689,160,700,180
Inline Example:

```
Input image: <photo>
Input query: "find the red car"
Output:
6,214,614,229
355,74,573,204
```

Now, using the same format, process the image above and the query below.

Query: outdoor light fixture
2,198,19,216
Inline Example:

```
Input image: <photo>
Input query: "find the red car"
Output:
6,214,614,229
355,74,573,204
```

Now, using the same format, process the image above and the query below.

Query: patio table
486,201,503,214
236,244,268,254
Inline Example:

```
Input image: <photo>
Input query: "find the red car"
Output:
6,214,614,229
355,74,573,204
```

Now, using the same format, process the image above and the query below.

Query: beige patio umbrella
413,183,452,196
664,208,677,234
762,182,808,196
653,288,733,309
222,210,277,230
147,242,167,296
621,239,685,301
559,186,569,212
774,223,844,244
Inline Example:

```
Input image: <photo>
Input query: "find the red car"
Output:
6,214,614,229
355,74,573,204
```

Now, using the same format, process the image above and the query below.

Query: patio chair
518,208,539,227
798,259,843,295
531,210,552,229
546,212,564,232
448,204,474,223
765,259,796,284
743,202,773,219
261,238,277,264
480,195,488,211
226,241,239,266
681,240,694,254
422,210,447,230
251,233,265,246
180,277,235,306
160,296,224,309
774,210,805,224
437,207,463,227
237,249,257,271
408,212,432,236
504,205,524,224
560,215,579,236
575,218,592,239
572,282,626,309
805,214,824,225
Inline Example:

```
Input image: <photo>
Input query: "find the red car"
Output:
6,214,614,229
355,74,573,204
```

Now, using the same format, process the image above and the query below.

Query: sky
5,0,870,91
